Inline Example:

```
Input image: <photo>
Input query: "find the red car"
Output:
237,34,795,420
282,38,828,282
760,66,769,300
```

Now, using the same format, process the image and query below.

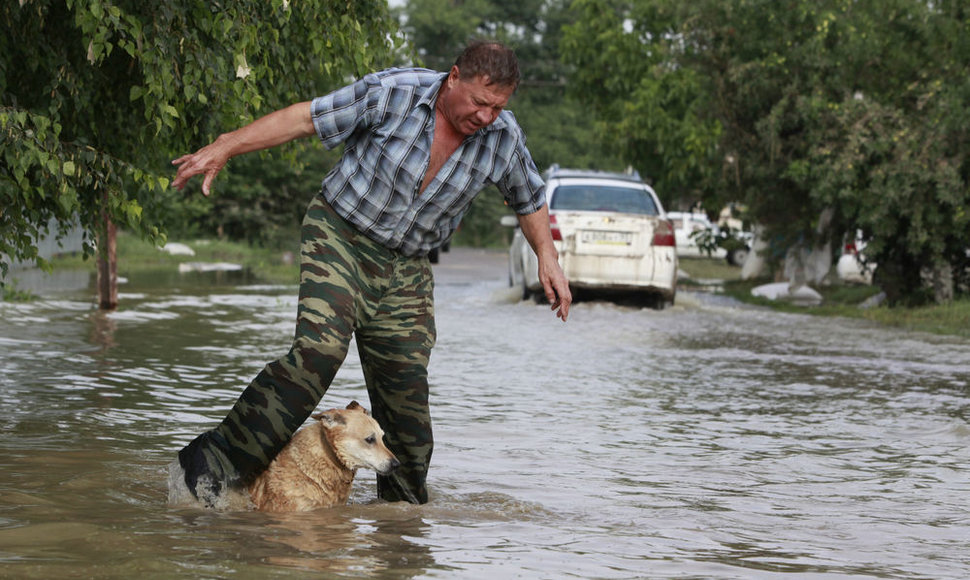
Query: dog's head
313,401,401,475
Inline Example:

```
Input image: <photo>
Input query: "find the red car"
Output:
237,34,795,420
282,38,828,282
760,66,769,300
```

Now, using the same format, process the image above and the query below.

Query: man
168,40,571,508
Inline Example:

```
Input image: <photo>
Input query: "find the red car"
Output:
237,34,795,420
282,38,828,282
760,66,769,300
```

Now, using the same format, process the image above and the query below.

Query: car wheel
727,247,749,266
643,293,662,310
521,276,532,301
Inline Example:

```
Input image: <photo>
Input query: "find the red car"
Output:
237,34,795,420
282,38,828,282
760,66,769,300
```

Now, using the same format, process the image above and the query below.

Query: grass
1,280,37,302
851,299,970,338
677,256,745,285
34,238,970,339
679,256,970,339
50,232,301,286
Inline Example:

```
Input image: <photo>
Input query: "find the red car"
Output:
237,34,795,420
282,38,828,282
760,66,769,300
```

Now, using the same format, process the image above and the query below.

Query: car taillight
652,219,675,246
549,214,562,241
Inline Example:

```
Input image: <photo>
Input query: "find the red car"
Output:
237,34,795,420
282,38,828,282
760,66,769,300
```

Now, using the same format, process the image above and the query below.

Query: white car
666,211,728,260
502,167,677,308
667,210,752,265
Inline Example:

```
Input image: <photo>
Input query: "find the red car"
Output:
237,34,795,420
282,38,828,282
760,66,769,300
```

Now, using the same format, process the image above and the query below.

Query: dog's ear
312,409,346,428
346,400,369,415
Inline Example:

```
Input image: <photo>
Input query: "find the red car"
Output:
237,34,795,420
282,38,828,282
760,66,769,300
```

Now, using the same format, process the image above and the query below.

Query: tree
1,0,398,303
562,0,970,304
560,1,724,208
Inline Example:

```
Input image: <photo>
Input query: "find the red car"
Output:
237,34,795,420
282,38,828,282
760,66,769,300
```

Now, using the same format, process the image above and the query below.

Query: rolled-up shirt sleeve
310,74,377,150
497,124,546,215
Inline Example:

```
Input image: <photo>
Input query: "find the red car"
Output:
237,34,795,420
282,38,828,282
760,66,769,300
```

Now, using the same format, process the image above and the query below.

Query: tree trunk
741,226,768,280
933,262,954,305
873,253,923,307
96,208,118,310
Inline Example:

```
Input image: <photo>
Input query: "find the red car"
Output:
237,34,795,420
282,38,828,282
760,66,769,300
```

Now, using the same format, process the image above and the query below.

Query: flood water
1,248,969,579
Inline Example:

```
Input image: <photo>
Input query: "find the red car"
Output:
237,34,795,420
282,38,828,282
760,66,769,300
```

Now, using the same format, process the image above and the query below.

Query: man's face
439,67,515,136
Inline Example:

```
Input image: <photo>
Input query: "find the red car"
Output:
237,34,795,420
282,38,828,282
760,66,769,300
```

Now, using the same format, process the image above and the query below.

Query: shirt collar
417,72,448,111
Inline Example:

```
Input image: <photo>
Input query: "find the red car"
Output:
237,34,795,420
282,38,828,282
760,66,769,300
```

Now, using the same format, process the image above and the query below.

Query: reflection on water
1,251,969,579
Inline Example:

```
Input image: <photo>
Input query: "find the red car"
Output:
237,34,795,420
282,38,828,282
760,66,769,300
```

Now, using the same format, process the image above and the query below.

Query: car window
550,184,659,216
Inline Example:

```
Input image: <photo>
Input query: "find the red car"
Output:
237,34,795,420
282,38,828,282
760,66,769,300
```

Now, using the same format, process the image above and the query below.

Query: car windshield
550,184,659,216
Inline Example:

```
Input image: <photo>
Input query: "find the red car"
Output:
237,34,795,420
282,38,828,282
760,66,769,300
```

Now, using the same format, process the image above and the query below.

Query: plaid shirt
310,68,545,256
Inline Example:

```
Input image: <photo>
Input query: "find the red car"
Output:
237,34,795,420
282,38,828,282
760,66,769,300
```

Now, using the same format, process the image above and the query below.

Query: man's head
438,40,520,136
453,40,520,91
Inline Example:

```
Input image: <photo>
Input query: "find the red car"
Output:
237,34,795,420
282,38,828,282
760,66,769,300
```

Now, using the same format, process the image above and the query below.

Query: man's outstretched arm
171,101,315,196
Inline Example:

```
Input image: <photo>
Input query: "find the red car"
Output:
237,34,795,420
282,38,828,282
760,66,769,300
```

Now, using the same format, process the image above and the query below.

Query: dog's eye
365,435,376,445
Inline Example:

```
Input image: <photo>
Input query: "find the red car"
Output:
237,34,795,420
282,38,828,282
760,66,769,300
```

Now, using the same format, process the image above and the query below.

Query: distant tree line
562,0,970,304
1,0,398,278
4,0,967,306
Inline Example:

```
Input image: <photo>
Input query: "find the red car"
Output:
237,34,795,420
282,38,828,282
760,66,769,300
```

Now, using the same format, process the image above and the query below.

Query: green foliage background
1,0,398,275
562,0,970,303
5,0,969,305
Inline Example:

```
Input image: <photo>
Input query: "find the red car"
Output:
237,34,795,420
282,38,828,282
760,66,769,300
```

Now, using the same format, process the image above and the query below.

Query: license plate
581,230,632,245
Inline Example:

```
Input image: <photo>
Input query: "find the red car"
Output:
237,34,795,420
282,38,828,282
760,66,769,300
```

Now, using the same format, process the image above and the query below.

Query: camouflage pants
178,194,436,505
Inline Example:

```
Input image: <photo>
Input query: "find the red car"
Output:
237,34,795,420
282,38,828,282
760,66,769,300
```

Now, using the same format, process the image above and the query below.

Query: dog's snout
386,456,402,473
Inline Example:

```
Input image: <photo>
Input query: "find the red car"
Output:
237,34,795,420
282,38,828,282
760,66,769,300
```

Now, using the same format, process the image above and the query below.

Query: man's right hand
171,134,236,196
516,207,572,322
171,101,315,196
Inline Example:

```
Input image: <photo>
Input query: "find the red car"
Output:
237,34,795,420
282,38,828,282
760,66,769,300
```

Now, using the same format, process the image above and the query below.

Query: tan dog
248,401,400,512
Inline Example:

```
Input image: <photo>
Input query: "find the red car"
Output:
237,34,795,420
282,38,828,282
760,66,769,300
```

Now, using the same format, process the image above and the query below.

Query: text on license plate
581,230,632,245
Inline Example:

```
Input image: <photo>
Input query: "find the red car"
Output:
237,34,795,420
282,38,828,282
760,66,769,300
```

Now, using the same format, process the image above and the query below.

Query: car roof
666,212,710,219
543,164,644,184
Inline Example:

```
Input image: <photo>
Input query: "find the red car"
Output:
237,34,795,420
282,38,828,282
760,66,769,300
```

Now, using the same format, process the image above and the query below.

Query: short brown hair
453,40,520,90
